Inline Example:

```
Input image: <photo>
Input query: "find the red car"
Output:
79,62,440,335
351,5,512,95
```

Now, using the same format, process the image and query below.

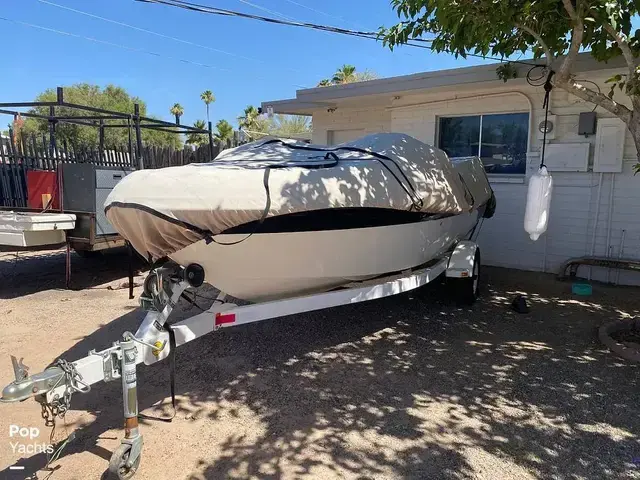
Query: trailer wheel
450,250,480,305
108,444,141,480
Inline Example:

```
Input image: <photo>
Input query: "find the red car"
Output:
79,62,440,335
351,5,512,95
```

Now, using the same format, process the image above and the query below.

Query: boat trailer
1,241,480,479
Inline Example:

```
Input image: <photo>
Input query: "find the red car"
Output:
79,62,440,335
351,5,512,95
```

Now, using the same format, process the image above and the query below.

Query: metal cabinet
95,169,130,235
61,164,132,238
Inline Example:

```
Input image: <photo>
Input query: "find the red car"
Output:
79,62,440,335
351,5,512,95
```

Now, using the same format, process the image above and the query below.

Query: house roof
262,53,627,115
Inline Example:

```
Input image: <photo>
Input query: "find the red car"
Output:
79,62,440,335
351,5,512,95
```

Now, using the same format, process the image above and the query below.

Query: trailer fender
446,241,479,278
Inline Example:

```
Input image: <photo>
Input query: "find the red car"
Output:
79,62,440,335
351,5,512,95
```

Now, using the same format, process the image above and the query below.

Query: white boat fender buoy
524,166,553,241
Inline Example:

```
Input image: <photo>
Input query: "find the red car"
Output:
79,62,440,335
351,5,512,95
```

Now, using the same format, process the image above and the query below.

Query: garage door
328,128,365,145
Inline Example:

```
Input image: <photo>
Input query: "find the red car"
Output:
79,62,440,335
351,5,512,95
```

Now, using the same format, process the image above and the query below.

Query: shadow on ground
2,267,640,479
0,247,147,299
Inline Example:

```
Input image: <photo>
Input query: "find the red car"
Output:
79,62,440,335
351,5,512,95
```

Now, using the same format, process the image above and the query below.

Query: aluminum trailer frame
1,241,480,479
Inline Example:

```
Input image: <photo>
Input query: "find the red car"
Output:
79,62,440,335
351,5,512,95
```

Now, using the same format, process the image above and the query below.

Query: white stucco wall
312,106,391,145
311,77,640,285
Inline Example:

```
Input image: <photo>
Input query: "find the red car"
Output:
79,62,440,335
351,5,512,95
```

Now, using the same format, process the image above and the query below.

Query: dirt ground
0,248,639,480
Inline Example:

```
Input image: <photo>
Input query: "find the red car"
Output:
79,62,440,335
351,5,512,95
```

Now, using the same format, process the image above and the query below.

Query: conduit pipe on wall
615,229,626,285
606,173,616,282
387,91,535,153
588,172,605,281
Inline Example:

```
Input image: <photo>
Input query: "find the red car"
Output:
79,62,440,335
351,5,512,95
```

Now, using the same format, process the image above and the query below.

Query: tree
270,114,312,137
170,103,184,124
21,84,181,149
237,105,261,131
12,114,25,146
186,120,209,147
380,0,640,172
200,90,215,123
353,70,378,82
332,64,357,84
317,66,379,87
237,105,274,140
215,119,234,144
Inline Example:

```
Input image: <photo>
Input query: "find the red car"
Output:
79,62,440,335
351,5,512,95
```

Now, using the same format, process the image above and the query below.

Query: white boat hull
170,211,479,302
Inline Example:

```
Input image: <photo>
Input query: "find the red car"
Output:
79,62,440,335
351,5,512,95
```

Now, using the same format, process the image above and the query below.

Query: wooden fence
0,133,224,208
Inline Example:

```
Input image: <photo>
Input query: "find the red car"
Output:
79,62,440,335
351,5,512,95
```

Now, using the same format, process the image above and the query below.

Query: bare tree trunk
629,111,640,170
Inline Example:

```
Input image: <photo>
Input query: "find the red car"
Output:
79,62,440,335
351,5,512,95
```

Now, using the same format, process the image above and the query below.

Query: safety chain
38,359,92,428
36,359,91,467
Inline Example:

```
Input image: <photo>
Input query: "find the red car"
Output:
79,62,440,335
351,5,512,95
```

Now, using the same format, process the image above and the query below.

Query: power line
278,0,420,58
282,0,355,25
138,0,409,43
231,0,402,64
235,0,296,21
138,0,544,67
36,0,312,78
0,15,306,89
281,0,403,41
0,15,234,72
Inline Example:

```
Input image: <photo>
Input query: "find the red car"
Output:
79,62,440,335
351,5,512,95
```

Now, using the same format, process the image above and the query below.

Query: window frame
436,111,530,176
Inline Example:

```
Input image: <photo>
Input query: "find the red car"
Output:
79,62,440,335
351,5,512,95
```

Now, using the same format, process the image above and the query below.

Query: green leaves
317,65,378,86
332,64,357,84
22,83,182,149
380,0,638,66
170,103,184,118
215,119,234,144
186,120,208,147
496,63,518,82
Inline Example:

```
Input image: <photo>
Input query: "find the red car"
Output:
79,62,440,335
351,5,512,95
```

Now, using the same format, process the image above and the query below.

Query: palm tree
186,119,208,146
170,103,184,124
332,64,357,84
317,79,332,87
200,90,215,123
237,105,260,131
215,119,234,145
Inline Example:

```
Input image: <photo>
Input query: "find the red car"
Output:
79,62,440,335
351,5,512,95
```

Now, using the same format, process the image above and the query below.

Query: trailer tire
449,250,480,305
108,443,141,480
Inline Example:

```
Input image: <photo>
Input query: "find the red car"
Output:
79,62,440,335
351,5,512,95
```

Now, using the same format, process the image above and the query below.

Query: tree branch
557,1,584,81
556,77,632,123
514,23,554,66
601,20,637,76
562,0,578,20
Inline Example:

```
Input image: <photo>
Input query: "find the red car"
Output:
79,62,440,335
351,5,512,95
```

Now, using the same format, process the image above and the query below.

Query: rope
539,70,555,170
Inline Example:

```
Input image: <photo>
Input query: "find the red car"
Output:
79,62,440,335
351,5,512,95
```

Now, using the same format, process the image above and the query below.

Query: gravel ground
0,248,639,479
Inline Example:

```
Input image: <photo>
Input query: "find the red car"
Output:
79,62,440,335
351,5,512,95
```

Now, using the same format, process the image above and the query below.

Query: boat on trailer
104,133,495,301
1,133,495,479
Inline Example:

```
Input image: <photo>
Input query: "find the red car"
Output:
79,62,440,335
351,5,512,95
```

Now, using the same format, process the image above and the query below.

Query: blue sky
1,0,496,129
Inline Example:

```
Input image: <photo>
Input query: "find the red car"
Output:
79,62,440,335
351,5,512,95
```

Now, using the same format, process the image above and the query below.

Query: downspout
388,91,535,152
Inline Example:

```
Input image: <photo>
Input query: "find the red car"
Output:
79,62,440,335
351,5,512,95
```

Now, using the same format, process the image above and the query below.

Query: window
438,112,529,174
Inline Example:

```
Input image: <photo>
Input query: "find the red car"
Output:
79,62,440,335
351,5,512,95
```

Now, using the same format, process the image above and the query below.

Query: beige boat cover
105,133,492,260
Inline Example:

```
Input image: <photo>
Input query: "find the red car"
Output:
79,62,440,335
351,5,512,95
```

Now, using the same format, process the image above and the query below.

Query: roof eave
262,52,629,113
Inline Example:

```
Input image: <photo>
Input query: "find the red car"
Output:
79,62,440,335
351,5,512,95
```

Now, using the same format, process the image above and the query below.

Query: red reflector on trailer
215,313,236,326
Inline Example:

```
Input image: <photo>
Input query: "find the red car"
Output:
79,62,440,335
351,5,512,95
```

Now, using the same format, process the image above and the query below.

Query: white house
262,53,640,285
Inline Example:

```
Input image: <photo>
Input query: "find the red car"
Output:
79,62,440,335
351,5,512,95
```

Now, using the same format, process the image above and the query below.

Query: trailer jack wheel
108,443,141,480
